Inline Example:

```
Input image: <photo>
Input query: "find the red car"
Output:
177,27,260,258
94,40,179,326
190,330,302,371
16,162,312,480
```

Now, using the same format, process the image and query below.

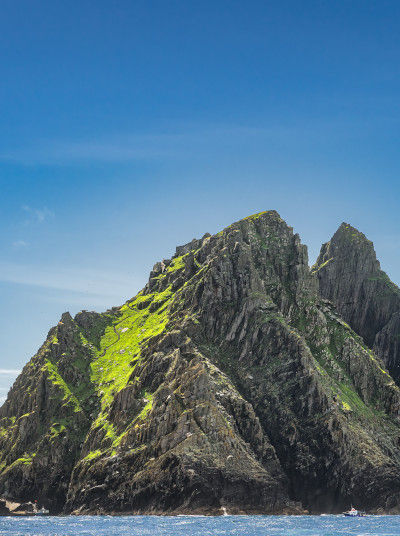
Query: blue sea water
0,515,400,536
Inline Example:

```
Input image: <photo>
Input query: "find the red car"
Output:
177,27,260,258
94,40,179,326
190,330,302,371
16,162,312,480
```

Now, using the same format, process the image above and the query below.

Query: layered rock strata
1,212,400,514
314,223,400,383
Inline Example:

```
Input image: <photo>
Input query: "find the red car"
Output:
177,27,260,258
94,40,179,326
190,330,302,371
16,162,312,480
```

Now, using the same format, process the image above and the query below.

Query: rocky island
1,211,400,515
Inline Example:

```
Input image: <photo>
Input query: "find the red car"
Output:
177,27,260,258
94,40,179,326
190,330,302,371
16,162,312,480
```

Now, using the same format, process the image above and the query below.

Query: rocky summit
1,211,400,515
313,223,400,384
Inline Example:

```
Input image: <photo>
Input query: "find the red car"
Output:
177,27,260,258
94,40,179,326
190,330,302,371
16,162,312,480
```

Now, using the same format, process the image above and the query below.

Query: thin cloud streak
0,261,139,298
1,126,260,164
12,240,29,249
22,205,54,223
0,120,375,166
0,369,21,375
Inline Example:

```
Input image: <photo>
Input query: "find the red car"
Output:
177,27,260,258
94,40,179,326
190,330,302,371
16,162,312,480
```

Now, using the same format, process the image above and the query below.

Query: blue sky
1,0,400,399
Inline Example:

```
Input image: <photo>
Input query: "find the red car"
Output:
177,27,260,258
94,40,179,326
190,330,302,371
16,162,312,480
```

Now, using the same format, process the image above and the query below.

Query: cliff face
0,311,111,510
2,212,400,515
313,223,400,383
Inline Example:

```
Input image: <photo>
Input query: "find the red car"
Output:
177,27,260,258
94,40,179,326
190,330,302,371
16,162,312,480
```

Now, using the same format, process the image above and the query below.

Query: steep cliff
2,212,400,515
313,223,400,383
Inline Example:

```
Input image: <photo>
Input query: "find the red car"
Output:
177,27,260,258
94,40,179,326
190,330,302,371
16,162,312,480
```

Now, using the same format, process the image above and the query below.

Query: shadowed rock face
2,212,400,515
314,223,400,383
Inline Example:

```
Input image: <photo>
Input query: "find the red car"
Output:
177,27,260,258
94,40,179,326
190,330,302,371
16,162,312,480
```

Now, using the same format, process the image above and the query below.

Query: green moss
341,401,351,411
194,257,201,268
2,274,182,469
311,257,333,273
49,420,67,441
44,361,83,413
15,456,35,465
166,255,186,273
79,313,115,349
291,304,389,420
243,210,273,222
313,339,386,418
337,382,378,418
109,391,154,449
91,286,173,411
2,454,35,474
82,449,102,461
17,412,34,421
92,413,117,444
136,392,153,421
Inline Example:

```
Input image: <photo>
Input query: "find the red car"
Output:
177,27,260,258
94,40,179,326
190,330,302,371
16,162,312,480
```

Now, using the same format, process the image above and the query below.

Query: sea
0,515,399,536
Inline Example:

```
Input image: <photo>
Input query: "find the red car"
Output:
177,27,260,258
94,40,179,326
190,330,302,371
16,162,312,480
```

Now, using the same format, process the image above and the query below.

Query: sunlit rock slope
2,211,400,515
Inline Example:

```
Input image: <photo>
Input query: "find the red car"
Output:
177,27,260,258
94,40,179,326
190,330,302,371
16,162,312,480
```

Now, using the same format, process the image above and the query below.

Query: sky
1,0,400,400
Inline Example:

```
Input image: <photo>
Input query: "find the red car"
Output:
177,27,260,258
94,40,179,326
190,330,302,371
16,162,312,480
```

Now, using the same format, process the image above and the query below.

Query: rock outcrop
313,223,400,383
2,212,400,515
0,498,10,515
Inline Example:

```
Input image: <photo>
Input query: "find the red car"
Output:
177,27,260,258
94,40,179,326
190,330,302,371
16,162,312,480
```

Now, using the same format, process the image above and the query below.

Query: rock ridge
1,211,400,514
314,222,400,383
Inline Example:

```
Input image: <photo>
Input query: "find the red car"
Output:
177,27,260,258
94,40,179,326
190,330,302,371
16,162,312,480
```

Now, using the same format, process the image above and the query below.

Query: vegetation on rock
1,211,400,514
314,222,400,384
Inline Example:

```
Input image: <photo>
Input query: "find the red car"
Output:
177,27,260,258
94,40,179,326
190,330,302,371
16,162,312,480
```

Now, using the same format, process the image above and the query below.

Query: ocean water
0,515,400,536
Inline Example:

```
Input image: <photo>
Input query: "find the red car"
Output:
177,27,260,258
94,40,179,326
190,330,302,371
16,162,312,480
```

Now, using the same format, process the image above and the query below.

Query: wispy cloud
0,261,139,300
22,205,54,223
0,118,380,167
0,369,21,375
12,240,29,249
0,124,328,165
1,131,188,164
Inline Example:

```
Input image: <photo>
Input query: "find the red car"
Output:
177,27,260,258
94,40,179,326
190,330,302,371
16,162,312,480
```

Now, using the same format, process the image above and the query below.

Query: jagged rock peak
313,222,379,275
2,211,400,515
172,210,289,259
314,222,400,382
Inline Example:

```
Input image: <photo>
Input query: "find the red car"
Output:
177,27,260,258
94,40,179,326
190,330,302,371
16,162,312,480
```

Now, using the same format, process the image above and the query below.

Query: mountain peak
312,222,378,278
333,222,376,252
2,212,400,515
314,223,400,377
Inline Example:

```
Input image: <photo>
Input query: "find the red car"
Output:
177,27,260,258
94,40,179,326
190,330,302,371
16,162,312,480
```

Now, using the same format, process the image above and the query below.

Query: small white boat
343,506,366,517
35,506,49,516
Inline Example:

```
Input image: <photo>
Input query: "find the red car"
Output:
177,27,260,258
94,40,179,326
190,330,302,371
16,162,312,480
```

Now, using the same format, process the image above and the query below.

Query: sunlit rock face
314,223,400,383
2,212,400,515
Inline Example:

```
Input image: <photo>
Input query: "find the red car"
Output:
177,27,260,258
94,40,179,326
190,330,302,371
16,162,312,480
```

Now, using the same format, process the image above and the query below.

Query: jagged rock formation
2,212,400,515
313,223,400,383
